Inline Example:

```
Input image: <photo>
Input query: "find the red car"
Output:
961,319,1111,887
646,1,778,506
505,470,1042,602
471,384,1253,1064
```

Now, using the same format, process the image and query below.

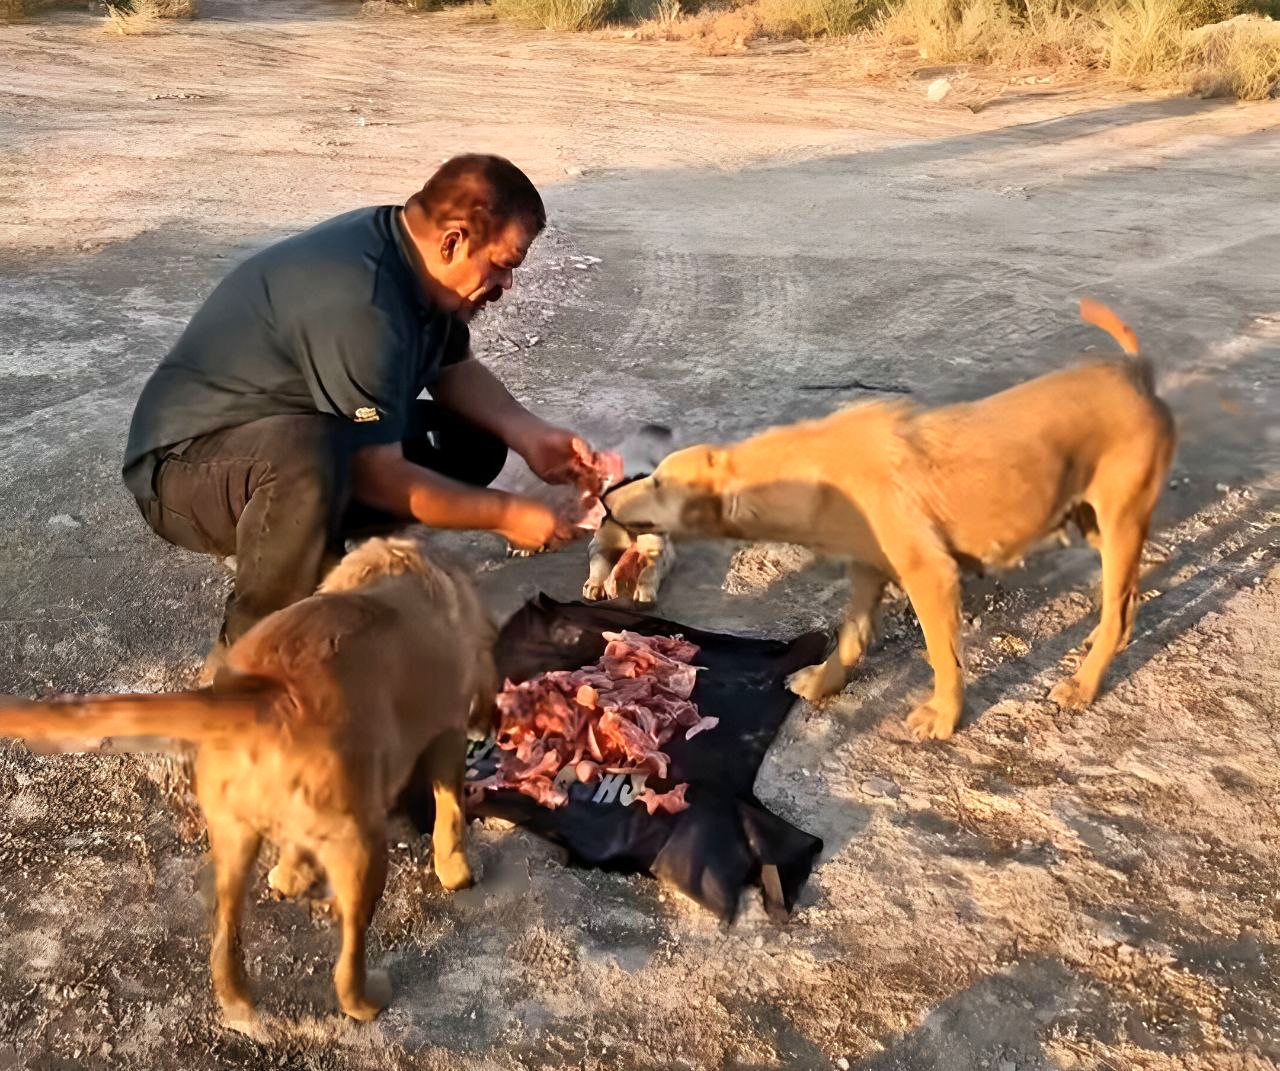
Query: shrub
492,0,615,29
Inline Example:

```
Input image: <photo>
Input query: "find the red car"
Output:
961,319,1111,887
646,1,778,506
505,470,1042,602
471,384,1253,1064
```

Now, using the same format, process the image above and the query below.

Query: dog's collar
610,471,650,491
600,471,650,526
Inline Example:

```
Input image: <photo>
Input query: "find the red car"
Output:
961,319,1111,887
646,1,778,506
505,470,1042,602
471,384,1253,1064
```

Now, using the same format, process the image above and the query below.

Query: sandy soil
1,2,1279,1068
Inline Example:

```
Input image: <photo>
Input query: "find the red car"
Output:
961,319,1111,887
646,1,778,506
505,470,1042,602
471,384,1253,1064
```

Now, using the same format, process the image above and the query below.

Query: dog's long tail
1080,298,1154,393
0,681,279,753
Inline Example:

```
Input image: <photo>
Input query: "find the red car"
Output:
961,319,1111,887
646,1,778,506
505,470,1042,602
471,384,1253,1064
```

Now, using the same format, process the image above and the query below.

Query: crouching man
123,154,592,672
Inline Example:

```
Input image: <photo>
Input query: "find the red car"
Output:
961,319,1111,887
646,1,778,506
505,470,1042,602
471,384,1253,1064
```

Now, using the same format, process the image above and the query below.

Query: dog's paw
508,544,551,559
435,852,474,892
906,703,959,741
602,577,620,600
582,579,608,601
786,662,844,703
218,994,268,1040
267,859,317,900
1049,675,1095,709
633,584,657,607
340,978,389,1023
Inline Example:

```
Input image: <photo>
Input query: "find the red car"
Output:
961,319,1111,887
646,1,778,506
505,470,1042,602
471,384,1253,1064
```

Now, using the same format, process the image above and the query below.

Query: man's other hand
497,495,564,551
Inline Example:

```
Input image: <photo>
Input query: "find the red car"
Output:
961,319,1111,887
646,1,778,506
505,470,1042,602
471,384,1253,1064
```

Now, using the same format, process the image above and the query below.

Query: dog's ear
706,448,728,471
679,492,724,531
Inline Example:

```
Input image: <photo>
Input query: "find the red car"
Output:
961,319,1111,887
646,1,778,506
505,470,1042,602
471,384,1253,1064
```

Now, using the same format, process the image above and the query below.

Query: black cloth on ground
410,594,829,924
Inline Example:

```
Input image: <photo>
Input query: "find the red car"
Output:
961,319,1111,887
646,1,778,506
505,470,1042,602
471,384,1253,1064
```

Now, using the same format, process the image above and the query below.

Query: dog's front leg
788,563,887,702
631,534,674,606
899,556,966,740
426,729,474,891
583,524,625,601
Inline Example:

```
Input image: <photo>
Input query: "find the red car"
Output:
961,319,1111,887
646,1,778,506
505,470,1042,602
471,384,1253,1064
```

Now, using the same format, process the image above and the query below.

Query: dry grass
492,0,615,29
1100,0,1280,94
1100,0,1192,81
1184,11,1280,94
3,0,71,19
104,0,197,32
870,0,1279,95
614,0,1280,98
877,0,1014,61
754,0,883,37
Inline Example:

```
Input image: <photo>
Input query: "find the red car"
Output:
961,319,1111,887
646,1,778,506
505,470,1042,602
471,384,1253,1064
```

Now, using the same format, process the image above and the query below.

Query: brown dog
0,534,496,1032
605,300,1175,740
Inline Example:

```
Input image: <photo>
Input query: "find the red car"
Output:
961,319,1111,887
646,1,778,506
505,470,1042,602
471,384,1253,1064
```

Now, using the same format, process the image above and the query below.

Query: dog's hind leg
1050,505,1149,709
898,553,966,741
788,562,887,702
425,728,473,891
206,815,262,1032
319,824,389,1022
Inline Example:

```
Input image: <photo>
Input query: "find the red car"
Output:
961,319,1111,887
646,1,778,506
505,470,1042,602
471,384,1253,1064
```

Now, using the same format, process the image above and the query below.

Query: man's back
123,206,465,500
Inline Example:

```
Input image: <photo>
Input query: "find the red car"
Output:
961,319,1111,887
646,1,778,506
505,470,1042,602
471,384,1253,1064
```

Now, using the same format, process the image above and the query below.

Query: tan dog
605,301,1175,740
0,534,496,1032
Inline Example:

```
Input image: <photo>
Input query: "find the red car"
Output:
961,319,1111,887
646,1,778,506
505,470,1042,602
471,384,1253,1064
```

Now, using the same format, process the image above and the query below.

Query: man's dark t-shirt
123,206,469,501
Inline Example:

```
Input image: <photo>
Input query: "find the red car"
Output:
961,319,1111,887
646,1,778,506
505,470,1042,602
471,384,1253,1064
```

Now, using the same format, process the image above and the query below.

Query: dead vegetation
106,0,197,29
6,0,1276,99
1,0,195,27
492,0,614,30
1183,9,1280,94
504,0,1279,99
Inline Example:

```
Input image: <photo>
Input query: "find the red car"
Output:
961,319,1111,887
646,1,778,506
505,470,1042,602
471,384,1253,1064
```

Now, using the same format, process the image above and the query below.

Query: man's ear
440,226,466,263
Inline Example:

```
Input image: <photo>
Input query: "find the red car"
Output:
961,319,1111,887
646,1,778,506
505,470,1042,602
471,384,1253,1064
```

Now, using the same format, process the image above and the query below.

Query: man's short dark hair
410,155,546,244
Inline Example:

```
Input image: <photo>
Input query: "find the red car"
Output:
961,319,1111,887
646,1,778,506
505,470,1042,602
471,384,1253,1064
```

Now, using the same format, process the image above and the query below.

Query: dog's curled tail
0,682,278,752
1080,298,1139,355
1080,297,1153,392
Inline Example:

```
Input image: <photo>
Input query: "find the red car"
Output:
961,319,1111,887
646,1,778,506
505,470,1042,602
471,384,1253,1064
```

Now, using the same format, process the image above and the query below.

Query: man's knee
462,430,509,487
404,402,507,487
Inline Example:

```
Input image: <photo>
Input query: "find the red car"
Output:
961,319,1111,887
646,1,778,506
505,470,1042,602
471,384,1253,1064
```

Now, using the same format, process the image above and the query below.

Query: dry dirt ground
2,2,1279,1068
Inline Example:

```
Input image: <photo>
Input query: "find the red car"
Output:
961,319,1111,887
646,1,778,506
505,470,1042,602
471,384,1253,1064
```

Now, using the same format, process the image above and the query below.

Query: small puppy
584,499,676,606
0,534,496,1032
583,425,677,607
605,301,1175,740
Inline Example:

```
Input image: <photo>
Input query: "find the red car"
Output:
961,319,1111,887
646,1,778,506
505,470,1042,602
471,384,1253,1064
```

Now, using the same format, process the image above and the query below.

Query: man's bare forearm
351,445,514,531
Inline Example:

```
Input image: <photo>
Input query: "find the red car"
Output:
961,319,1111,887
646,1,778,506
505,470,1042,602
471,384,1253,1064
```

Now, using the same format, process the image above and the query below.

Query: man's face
432,217,538,322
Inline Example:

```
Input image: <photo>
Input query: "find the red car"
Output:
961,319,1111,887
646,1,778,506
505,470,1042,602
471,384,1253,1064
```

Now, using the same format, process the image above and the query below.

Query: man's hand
430,361,616,490
497,495,563,551
518,424,586,486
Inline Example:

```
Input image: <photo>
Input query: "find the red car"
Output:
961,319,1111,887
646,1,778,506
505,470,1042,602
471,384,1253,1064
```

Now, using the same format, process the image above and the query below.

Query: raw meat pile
469,631,718,815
